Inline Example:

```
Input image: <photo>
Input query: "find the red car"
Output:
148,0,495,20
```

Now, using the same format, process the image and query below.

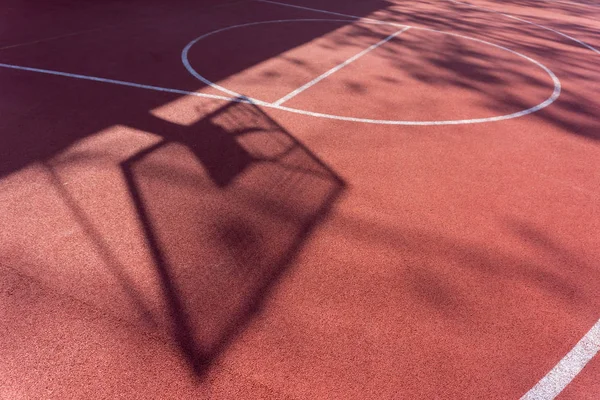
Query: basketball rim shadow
119,100,346,376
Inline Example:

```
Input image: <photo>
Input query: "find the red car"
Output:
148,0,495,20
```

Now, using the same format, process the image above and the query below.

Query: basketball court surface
0,0,599,398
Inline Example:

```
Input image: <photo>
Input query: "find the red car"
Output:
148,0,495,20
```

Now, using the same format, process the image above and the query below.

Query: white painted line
0,26,118,51
181,18,357,106
182,19,561,125
212,0,254,9
0,62,242,102
521,319,600,400
0,41,560,126
255,0,407,28
447,0,600,55
551,0,600,8
0,15,563,127
260,0,599,56
273,26,410,106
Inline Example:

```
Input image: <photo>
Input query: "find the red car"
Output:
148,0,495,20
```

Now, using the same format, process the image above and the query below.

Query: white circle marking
182,19,561,125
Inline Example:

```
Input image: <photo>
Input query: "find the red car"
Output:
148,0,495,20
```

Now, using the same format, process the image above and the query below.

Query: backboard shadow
120,101,346,376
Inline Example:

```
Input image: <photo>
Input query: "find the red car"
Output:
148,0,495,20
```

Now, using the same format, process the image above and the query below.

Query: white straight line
521,319,600,400
272,26,410,106
0,0,253,52
0,47,559,125
212,0,254,9
0,62,243,102
447,0,600,55
255,0,407,28
551,0,599,7
259,0,599,57
180,18,561,124
181,18,357,104
0,26,118,51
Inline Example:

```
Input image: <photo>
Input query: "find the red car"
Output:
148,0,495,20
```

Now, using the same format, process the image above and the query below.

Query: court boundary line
447,0,600,55
520,319,600,399
181,18,362,104
0,25,119,52
0,10,562,126
182,19,561,125
0,1,597,396
443,3,599,400
551,0,600,9
0,0,256,53
0,18,561,126
273,26,411,106
260,0,599,56
254,2,600,396
0,62,243,102
255,0,404,28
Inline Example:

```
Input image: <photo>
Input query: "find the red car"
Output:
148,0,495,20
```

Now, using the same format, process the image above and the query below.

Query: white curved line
182,19,561,125
255,0,407,28
0,62,240,102
273,26,411,106
447,0,600,55
182,19,361,106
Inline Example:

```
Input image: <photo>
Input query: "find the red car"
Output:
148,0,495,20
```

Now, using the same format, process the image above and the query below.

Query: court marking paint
520,319,600,399
0,17,561,126
257,1,600,398
0,62,244,102
273,26,411,106
0,0,596,398
0,25,119,52
447,0,600,55
181,18,371,104
255,0,406,28
445,4,600,399
182,19,561,125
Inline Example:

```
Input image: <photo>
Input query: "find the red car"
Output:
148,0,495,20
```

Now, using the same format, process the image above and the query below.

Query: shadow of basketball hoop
120,100,346,376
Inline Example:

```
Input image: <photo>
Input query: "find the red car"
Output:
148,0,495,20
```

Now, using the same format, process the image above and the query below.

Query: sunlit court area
1,0,599,398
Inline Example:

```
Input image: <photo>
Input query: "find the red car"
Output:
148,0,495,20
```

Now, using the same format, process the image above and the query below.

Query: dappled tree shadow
316,0,599,136
1,0,599,386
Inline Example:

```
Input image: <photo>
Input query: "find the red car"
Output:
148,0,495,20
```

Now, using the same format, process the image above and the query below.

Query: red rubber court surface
1,0,599,398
